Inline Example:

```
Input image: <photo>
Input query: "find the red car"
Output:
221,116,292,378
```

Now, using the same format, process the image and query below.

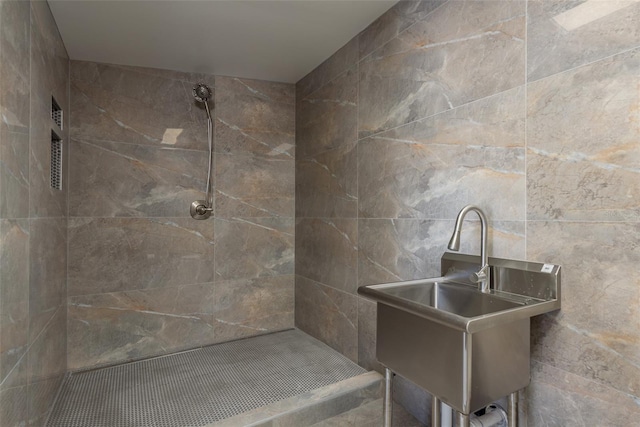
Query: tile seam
295,273,359,298
526,45,640,85
70,136,210,153
357,83,528,142
67,281,219,300
357,0,451,65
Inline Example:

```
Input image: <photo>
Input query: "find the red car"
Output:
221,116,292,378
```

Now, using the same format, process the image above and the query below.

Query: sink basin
377,280,522,316
358,252,561,415
359,253,560,334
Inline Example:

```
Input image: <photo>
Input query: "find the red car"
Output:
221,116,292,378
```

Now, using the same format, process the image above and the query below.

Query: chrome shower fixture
190,82,214,220
193,83,212,103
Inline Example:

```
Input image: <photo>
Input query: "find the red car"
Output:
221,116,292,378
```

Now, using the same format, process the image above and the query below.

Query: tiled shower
1,0,639,426
66,63,295,371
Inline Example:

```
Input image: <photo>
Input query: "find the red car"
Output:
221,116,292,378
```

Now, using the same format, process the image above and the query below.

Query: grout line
67,215,295,221
357,0,451,65
298,62,356,104
355,37,361,361
26,0,33,405
76,135,295,162
297,46,354,101
295,274,359,299
66,47,72,379
526,44,640,85
356,83,527,143
72,136,210,153
524,0,529,260
212,76,218,344
66,280,221,300
296,140,357,163
298,217,519,222
531,359,640,405
295,216,639,224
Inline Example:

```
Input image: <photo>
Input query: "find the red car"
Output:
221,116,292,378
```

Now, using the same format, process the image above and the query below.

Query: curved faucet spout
448,205,490,293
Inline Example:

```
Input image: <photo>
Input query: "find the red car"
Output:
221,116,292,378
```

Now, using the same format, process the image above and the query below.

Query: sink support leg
432,396,441,426
456,412,470,427
384,367,393,427
508,391,519,426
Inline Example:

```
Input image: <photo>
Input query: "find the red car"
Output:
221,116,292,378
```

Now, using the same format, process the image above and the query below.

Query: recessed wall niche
51,130,63,190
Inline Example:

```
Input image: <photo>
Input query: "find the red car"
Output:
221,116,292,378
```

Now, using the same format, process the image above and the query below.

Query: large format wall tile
527,49,640,222
358,219,526,287
29,1,69,219
215,153,294,218
297,67,357,159
365,86,525,149
295,218,357,293
0,1,70,424
0,0,30,220
358,140,525,221
0,220,29,388
67,284,214,370
215,217,294,280
213,275,294,342
528,221,640,395
527,0,640,82
30,0,69,218
0,0,30,134
292,0,640,423
27,306,66,426
295,143,357,218
67,59,296,369
295,276,358,362
358,0,525,138
215,76,294,159
358,0,444,60
68,217,215,296
31,1,68,123
29,218,66,343
27,305,65,384
70,61,212,150
1,1,69,424
359,219,443,286
526,361,640,426
296,38,358,102
69,138,208,218
357,297,381,373
0,130,29,219
358,86,525,220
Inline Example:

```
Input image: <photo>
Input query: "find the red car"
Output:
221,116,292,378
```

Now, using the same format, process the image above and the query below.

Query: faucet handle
470,265,489,284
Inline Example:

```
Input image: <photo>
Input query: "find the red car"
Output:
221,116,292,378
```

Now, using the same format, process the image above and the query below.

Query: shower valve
190,200,212,220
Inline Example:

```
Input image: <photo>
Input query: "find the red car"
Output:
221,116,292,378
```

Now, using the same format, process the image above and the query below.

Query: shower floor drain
46,329,365,427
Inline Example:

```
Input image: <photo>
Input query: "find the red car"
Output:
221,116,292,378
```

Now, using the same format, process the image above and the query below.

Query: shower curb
207,371,384,427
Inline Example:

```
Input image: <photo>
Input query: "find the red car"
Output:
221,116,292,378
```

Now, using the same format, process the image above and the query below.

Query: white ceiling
48,0,398,83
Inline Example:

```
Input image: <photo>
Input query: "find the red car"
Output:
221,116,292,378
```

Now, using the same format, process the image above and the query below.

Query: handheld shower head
190,82,214,220
193,83,212,103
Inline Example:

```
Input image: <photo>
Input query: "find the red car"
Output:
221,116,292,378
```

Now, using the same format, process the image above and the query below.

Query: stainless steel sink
374,279,523,317
358,252,561,417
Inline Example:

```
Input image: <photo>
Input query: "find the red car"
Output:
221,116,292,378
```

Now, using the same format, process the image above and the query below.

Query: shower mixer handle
197,205,213,214
190,200,212,220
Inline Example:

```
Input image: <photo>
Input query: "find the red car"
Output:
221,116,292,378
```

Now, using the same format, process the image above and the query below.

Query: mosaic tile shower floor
47,329,366,427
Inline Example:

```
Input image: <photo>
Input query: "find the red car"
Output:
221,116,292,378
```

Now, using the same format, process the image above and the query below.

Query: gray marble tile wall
212,76,295,344
0,1,69,425
295,0,640,425
67,63,295,371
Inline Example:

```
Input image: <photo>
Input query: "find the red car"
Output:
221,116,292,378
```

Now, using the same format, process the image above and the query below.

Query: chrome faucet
447,205,491,293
